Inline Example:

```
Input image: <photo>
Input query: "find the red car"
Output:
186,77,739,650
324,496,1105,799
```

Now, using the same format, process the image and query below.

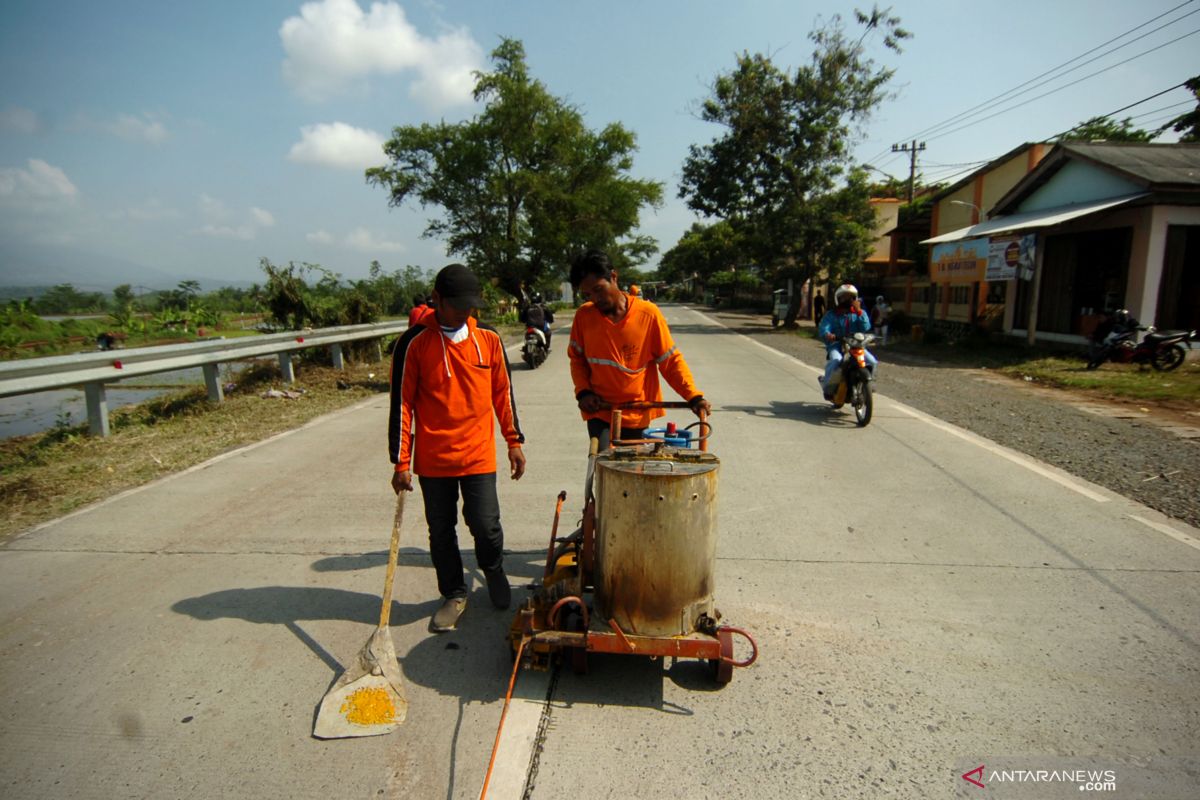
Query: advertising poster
930,238,988,283
987,234,1036,282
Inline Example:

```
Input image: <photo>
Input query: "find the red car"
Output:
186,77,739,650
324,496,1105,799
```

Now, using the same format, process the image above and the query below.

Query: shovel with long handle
313,491,409,739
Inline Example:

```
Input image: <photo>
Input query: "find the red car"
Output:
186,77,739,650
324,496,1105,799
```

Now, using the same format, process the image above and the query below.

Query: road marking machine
508,401,757,681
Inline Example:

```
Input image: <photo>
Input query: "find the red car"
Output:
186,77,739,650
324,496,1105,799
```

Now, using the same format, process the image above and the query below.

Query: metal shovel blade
313,626,408,739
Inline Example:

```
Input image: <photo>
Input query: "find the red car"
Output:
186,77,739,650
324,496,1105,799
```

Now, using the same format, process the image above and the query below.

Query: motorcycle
522,326,548,369
823,332,876,427
1086,325,1194,371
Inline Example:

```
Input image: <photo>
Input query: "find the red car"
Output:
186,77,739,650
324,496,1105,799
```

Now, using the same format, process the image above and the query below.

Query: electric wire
859,1,1199,166
1045,80,1192,139
926,31,1200,143
906,2,1200,141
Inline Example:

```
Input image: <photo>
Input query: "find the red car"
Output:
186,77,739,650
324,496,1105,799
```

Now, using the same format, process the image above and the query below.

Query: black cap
433,263,483,310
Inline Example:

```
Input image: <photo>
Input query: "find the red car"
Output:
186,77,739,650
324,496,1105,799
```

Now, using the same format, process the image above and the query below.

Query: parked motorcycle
522,326,548,369
1086,325,1194,371
824,332,876,427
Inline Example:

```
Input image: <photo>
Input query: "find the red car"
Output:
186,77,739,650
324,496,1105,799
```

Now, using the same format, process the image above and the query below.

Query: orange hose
479,636,527,800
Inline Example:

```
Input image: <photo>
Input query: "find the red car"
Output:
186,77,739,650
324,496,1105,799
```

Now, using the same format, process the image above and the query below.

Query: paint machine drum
594,449,720,637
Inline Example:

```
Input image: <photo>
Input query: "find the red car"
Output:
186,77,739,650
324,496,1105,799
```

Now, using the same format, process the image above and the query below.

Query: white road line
889,404,1111,503
478,670,551,799
684,306,1112,504
1129,515,1200,552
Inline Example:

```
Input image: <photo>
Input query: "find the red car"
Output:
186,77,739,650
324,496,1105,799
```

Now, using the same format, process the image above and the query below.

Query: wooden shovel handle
378,491,405,629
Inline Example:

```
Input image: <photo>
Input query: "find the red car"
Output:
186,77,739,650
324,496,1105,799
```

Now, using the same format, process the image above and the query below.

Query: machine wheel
711,628,734,685
852,380,873,427
1152,344,1186,372
770,314,779,328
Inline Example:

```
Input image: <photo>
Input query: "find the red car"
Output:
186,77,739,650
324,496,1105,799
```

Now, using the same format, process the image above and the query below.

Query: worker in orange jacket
568,249,710,448
388,264,526,633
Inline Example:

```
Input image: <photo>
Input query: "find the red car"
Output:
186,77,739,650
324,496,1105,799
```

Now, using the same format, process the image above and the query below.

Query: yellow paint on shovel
340,687,396,726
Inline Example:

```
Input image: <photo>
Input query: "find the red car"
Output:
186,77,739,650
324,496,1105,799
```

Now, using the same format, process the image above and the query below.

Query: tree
367,38,663,300
658,221,745,285
1158,75,1200,143
33,284,106,315
679,6,909,323
111,284,135,311
1057,115,1156,143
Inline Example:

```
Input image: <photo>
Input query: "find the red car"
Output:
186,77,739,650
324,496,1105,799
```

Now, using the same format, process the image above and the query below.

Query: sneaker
430,597,467,632
484,567,511,610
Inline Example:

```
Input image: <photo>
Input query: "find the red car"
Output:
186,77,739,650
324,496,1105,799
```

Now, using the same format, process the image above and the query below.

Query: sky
0,0,1196,292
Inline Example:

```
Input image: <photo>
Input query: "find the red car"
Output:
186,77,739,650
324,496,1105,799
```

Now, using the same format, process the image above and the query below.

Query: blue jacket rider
818,283,877,400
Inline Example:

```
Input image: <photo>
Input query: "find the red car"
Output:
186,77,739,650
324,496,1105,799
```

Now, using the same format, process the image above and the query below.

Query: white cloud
112,198,180,221
288,122,386,170
195,195,275,240
199,223,257,241
199,193,229,221
345,226,405,253
307,229,334,244
0,159,79,205
106,113,169,145
279,0,483,109
0,106,41,134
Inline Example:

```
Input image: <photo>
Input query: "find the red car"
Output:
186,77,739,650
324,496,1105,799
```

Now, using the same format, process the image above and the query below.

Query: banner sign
930,238,987,283
987,234,1035,282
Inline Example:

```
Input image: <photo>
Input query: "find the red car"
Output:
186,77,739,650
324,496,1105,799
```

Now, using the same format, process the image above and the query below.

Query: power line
860,1,1198,166
927,31,1200,143
1045,80,1192,139
906,1,1199,141
1126,100,1194,121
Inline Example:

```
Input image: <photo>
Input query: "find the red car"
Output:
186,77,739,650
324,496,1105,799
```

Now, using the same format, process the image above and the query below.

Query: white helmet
834,283,859,305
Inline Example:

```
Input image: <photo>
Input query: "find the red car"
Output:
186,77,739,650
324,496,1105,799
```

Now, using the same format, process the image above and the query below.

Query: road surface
1,305,1196,799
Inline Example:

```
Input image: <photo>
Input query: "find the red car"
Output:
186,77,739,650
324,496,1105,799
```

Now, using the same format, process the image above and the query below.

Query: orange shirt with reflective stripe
568,295,701,429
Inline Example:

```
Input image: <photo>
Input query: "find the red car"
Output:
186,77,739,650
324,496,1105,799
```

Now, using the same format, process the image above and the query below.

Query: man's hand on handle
577,390,603,414
688,395,711,417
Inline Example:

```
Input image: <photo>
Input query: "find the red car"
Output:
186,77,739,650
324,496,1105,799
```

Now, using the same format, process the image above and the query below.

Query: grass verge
0,358,390,541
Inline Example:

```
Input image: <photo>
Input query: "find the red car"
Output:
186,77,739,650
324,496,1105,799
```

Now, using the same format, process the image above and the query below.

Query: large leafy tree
679,6,909,322
367,39,663,300
1057,115,1156,143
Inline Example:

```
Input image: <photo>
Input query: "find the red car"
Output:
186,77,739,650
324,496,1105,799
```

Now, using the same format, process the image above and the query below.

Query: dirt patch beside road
708,309,1200,530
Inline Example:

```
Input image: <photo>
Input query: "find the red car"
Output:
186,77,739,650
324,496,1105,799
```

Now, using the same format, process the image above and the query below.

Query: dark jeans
586,417,645,450
418,473,504,600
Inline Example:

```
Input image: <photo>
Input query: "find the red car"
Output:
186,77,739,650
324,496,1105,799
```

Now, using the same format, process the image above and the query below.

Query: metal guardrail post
84,383,110,437
202,363,224,403
279,353,295,384
331,344,344,370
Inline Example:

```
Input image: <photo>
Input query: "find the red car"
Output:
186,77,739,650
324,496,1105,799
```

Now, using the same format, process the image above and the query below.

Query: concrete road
1,306,1197,799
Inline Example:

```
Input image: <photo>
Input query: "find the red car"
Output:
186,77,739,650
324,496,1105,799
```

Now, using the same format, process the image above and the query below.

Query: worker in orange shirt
407,294,434,328
568,249,710,448
388,264,526,633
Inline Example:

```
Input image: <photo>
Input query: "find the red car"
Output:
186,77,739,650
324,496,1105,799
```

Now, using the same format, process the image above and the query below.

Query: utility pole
891,140,926,202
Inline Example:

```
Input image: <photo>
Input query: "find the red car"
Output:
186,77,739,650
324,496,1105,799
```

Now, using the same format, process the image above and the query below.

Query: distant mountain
0,240,255,293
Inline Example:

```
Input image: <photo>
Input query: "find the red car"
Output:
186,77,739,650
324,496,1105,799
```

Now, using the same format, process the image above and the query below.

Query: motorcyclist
818,283,877,401
520,292,554,352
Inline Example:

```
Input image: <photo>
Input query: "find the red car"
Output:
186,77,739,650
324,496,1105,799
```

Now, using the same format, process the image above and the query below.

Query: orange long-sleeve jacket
568,296,702,429
388,314,524,477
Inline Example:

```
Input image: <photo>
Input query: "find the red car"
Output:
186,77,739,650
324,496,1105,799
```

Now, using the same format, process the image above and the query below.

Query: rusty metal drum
593,449,720,636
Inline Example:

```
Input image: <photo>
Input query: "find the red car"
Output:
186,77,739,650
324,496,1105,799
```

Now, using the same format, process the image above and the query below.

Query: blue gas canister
644,420,693,448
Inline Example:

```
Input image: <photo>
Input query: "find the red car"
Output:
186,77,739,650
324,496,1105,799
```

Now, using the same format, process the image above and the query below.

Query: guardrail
0,321,408,437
